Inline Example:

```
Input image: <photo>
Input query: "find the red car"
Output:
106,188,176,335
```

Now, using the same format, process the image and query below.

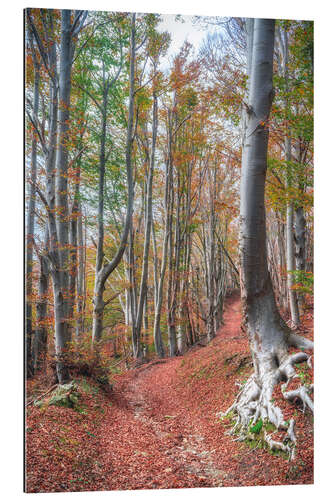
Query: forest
25,9,313,492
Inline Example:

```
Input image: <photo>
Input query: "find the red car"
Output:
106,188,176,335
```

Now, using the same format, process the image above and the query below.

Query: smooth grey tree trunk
53,10,74,383
240,18,285,375
224,19,313,457
76,204,84,338
26,31,40,377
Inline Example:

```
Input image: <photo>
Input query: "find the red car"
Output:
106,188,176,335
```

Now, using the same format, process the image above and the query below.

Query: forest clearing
25,8,313,493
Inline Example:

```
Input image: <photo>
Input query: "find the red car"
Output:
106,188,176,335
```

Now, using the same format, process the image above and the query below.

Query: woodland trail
26,292,313,492
93,292,313,490
96,293,243,490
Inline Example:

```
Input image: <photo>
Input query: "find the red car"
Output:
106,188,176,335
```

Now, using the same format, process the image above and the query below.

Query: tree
223,18,313,458
91,13,135,344
132,28,170,359
27,8,88,383
25,24,41,377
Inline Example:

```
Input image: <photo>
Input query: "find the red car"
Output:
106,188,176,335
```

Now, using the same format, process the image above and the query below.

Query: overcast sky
157,14,214,70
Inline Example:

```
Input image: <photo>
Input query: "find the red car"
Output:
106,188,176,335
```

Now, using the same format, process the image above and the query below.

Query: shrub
289,270,314,295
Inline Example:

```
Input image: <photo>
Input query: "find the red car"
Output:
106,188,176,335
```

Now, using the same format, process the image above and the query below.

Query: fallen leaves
25,291,313,492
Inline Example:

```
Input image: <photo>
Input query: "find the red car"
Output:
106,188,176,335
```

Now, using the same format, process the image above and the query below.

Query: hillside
25,292,313,493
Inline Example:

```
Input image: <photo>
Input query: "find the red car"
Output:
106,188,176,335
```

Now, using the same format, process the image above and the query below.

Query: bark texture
26,28,40,377
33,227,50,372
223,19,313,459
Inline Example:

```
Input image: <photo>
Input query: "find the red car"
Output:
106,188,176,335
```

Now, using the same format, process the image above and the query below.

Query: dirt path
94,293,244,489
94,292,312,490
123,364,227,487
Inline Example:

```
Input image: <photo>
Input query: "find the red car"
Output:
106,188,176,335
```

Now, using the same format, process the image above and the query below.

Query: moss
219,415,290,460
35,381,82,412
218,411,234,424
79,378,99,395
264,421,276,433
250,418,263,434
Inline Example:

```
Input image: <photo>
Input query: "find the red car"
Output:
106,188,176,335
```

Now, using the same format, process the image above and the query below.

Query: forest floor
25,291,314,493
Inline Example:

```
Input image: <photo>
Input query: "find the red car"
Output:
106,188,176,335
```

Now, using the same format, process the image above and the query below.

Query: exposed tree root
218,332,313,460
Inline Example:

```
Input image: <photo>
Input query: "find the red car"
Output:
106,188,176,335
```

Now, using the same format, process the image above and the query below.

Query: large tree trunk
53,10,74,384
26,33,40,378
223,19,313,459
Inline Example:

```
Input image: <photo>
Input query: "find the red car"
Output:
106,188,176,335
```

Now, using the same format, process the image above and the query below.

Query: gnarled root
218,334,313,460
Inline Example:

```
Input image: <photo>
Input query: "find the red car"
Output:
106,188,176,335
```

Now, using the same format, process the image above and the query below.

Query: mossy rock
35,381,81,410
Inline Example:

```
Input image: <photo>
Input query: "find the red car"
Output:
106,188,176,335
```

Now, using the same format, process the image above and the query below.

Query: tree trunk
76,205,84,338
280,27,300,327
26,36,40,378
33,227,49,372
207,161,217,342
225,19,313,459
133,89,158,358
295,205,306,272
68,181,80,339
277,216,288,311
286,190,300,327
92,13,135,344
167,158,177,356
92,105,107,343
54,10,74,383
153,128,173,358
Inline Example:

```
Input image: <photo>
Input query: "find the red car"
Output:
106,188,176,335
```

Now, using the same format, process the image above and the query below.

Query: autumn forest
25,9,314,492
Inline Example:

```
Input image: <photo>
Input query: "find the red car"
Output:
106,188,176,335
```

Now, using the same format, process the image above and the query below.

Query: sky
157,14,215,70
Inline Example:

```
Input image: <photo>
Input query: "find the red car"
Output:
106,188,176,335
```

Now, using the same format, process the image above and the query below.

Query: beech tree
26,25,40,377
27,8,88,383
91,13,135,344
132,28,170,358
223,18,313,458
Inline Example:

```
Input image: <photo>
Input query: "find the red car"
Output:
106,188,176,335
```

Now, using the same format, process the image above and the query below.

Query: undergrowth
218,413,290,459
